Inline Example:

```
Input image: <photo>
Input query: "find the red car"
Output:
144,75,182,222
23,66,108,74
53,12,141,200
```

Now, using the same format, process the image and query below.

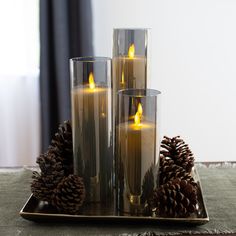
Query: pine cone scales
49,120,73,175
152,178,197,217
31,171,53,201
160,136,194,172
141,165,155,204
31,121,73,202
37,154,65,185
50,120,72,154
36,153,64,177
48,147,73,176
30,121,86,213
52,175,85,214
31,154,65,202
151,136,198,218
159,156,196,187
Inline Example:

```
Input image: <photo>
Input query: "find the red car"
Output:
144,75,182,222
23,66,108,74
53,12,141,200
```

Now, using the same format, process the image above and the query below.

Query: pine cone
52,175,85,214
31,121,73,202
31,153,65,202
48,120,73,175
31,171,53,202
141,165,155,204
159,156,197,187
152,178,198,217
36,152,65,186
160,136,194,172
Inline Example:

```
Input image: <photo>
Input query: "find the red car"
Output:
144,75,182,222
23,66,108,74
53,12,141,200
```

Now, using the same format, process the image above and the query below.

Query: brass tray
19,168,209,225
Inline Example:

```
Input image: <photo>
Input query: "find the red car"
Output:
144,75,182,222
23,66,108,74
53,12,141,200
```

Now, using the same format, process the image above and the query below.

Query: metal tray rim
19,167,209,224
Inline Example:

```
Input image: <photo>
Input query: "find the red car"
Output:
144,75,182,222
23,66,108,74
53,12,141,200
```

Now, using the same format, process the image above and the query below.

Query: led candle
113,43,147,93
70,57,113,205
112,29,150,166
116,89,161,215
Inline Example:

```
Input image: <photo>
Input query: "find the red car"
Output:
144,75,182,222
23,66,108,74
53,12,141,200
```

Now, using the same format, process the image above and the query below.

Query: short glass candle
116,89,161,215
70,57,113,205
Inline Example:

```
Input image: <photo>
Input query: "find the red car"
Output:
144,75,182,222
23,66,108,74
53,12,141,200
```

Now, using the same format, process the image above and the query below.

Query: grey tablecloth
0,164,235,236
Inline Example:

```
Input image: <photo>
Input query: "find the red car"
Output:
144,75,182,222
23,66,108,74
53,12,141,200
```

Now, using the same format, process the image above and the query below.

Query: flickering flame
134,112,141,126
89,72,95,89
121,69,125,85
134,103,142,126
137,103,143,116
128,44,135,59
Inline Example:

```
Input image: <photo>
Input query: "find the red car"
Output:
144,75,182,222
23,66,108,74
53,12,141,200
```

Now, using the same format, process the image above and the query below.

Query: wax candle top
118,121,155,131
72,86,108,94
119,103,155,131
114,55,146,60
71,72,108,94
130,122,154,131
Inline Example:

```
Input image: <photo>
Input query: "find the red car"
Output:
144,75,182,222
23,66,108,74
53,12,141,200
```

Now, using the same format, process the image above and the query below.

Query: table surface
0,163,235,236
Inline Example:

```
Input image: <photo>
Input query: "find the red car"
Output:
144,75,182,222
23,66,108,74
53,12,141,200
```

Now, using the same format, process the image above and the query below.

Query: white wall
92,0,236,162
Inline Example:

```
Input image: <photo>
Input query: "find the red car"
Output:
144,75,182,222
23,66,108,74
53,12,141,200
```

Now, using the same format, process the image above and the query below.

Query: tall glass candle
112,29,150,133
116,89,161,215
70,57,113,205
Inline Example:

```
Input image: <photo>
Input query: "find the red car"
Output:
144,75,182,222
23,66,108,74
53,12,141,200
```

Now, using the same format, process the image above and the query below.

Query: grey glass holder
70,57,113,206
116,89,161,214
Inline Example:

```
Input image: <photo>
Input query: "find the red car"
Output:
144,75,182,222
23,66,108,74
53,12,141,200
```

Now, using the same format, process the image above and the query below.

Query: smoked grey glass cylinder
70,57,113,205
112,29,150,120
116,89,161,215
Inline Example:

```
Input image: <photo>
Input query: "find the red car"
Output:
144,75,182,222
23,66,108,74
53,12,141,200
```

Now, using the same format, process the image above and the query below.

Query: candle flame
134,112,141,125
128,44,135,59
89,72,95,89
134,103,142,126
137,103,143,116
121,69,125,85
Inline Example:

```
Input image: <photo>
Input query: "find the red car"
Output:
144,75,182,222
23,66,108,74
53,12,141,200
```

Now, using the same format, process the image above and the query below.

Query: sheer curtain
0,74,40,166
0,0,40,166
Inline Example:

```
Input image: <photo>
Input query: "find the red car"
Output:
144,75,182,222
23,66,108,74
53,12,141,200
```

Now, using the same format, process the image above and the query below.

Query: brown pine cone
48,120,73,175
52,175,85,215
160,136,194,172
31,153,65,202
159,156,197,187
31,121,73,203
141,165,155,204
152,178,198,217
31,171,53,202
36,152,65,186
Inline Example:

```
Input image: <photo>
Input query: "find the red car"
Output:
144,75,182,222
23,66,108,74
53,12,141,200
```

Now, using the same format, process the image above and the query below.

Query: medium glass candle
70,57,113,205
116,89,161,215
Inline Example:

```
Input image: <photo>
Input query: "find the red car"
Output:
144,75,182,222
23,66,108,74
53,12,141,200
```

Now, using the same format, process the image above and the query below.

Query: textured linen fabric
0,165,235,236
